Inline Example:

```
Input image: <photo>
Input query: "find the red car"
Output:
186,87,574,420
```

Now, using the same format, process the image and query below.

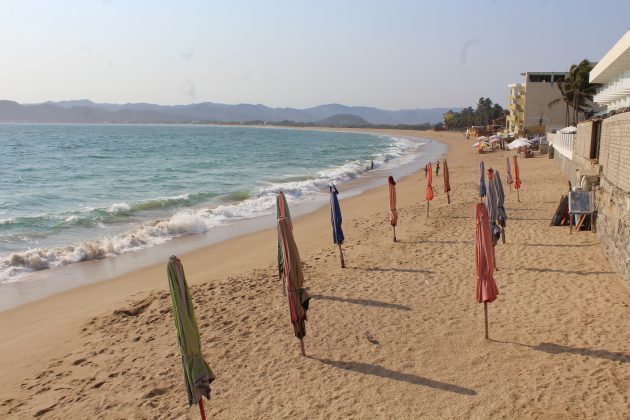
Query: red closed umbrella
443,159,451,204
475,203,499,339
388,176,398,242
426,162,434,217
513,156,521,202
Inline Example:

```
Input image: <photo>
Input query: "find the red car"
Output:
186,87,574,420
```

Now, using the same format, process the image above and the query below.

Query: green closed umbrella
167,255,215,419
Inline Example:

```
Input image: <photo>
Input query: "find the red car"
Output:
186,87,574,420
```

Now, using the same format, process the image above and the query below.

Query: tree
548,60,601,126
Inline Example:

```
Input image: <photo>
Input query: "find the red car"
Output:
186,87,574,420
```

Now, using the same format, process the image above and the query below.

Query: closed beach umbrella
329,184,345,268
388,176,398,242
474,204,499,339
493,170,508,244
167,256,215,419
276,192,292,293
505,156,514,190
277,216,311,356
479,161,486,201
513,156,521,202
486,168,501,250
443,159,451,204
426,162,434,217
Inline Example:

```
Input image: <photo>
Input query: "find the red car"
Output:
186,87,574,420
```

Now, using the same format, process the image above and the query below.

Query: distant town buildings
505,72,568,136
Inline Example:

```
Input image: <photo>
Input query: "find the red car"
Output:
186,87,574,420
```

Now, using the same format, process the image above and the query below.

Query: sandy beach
1,129,628,419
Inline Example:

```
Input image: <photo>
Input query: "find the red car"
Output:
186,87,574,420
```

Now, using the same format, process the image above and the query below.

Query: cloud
460,39,482,64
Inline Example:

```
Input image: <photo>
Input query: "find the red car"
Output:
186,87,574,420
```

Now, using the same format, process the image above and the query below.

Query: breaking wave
1,136,423,282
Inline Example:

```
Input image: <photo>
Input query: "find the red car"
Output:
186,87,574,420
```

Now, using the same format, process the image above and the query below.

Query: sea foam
0,135,423,282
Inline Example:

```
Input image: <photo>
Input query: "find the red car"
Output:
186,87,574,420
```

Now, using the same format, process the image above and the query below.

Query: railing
550,131,574,160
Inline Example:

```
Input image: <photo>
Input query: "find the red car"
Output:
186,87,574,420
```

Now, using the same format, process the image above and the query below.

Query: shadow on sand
311,294,411,311
491,340,630,364
310,357,477,396
523,267,615,276
350,266,433,274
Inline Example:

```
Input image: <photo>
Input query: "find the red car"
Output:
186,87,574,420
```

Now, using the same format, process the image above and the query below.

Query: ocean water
0,124,431,284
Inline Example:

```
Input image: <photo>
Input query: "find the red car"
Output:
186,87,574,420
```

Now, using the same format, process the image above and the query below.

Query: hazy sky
2,0,629,109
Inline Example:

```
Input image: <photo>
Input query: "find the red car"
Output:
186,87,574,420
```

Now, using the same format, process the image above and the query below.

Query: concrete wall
596,176,630,286
574,121,593,160
523,82,567,133
569,115,630,285
599,112,630,193
553,150,580,185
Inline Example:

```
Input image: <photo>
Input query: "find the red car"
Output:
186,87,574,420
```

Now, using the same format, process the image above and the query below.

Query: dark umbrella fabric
277,217,311,343
443,159,451,204
479,161,486,199
486,168,501,245
276,192,292,280
494,170,507,227
329,185,344,244
167,256,215,407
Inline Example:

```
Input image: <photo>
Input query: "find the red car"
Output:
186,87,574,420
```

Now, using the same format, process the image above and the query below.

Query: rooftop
590,28,630,83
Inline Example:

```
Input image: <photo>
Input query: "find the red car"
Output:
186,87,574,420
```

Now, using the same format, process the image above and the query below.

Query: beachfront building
506,83,524,134
505,72,568,136
551,29,630,286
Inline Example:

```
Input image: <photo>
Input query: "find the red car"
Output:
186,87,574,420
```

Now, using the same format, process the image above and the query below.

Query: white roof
590,29,630,84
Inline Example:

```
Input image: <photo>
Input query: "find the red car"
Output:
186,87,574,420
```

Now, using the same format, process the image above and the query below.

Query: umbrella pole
447,192,450,204
484,302,489,340
426,201,429,218
300,338,306,357
392,225,396,242
338,244,345,268
517,188,520,202
502,227,506,244
199,400,207,420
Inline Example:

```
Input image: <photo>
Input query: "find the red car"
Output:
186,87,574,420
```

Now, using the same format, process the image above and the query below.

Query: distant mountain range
0,99,458,126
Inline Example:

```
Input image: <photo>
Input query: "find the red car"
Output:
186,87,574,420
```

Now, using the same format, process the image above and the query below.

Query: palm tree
548,60,601,126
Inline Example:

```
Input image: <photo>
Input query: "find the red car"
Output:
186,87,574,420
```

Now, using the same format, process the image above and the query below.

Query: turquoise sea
0,124,436,284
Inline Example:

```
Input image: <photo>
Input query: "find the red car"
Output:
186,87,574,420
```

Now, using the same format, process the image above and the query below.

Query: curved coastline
0,128,447,311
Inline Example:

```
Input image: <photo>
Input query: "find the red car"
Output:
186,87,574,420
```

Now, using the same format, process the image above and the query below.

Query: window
590,120,601,160
528,74,552,83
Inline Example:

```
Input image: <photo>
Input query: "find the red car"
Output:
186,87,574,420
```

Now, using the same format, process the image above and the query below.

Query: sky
1,0,629,110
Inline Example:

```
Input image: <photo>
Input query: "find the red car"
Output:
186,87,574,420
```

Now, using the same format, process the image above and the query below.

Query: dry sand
0,129,628,419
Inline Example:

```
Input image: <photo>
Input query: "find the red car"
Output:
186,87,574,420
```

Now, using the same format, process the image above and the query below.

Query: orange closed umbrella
443,159,451,204
388,176,398,242
426,162,434,217
513,156,521,202
475,203,499,339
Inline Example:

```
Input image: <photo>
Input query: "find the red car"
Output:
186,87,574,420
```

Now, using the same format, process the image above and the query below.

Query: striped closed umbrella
426,162,434,217
388,176,398,242
276,192,292,293
505,156,514,190
493,170,507,244
329,184,345,268
475,204,499,339
277,216,311,356
513,156,521,202
443,159,451,204
479,161,486,201
167,256,215,419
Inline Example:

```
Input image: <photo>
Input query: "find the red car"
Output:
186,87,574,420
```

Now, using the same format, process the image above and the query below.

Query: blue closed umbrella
479,161,487,200
329,184,345,268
